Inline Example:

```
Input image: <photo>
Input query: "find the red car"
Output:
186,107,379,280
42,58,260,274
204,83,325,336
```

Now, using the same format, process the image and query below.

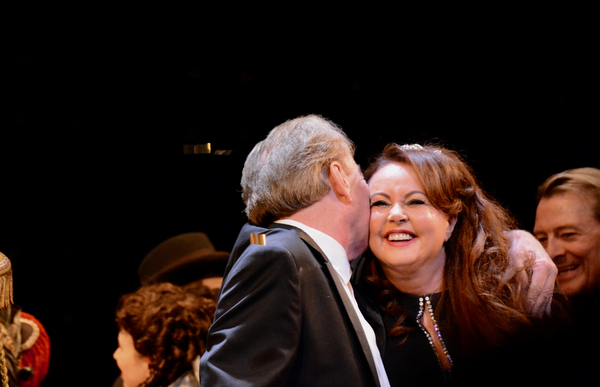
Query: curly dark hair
115,282,216,387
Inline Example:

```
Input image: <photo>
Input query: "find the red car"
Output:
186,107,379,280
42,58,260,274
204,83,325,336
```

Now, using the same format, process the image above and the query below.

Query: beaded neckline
416,295,453,374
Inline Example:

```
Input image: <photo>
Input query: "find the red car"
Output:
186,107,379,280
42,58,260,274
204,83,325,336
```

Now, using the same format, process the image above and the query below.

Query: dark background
4,2,599,386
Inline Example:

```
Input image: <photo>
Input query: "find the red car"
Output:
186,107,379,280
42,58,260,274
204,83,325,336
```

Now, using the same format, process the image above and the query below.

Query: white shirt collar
275,219,351,283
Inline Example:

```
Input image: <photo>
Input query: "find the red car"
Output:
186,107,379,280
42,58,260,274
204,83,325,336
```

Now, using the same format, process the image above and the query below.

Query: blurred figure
113,233,228,387
534,167,600,298
0,252,50,387
534,167,600,383
18,312,50,387
113,282,216,387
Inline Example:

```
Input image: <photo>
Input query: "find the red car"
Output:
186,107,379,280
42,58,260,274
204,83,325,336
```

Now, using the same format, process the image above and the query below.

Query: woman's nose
388,203,407,223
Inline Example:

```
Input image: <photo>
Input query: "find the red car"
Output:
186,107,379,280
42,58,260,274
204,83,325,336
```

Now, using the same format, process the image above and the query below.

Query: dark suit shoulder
232,223,313,260
222,223,321,293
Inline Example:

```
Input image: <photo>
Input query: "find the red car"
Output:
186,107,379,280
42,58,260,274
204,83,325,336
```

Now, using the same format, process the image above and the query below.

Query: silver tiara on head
400,144,424,151
400,144,442,154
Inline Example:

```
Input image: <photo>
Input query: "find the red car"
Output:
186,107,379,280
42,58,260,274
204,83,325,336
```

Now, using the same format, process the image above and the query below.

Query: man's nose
546,237,567,265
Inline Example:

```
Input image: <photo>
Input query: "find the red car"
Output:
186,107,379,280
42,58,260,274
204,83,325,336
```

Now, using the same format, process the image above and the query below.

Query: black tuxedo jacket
200,222,383,387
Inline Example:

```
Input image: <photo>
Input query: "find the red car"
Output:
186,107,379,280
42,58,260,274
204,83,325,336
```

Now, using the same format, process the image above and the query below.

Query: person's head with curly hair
113,282,216,387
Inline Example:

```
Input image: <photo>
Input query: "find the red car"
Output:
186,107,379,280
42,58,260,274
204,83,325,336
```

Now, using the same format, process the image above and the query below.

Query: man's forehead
537,194,600,229
543,191,596,213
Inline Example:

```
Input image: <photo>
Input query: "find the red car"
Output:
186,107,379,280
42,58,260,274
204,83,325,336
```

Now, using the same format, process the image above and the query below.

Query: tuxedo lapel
269,223,381,387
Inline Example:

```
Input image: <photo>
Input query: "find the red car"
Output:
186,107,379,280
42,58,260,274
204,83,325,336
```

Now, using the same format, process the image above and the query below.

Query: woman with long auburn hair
354,143,567,386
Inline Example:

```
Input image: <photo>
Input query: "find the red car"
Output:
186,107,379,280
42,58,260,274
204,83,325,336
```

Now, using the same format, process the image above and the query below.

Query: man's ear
328,161,352,205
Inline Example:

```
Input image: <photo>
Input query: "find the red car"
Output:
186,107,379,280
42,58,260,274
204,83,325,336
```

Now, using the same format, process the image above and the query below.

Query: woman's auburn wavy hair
363,143,534,352
115,282,216,387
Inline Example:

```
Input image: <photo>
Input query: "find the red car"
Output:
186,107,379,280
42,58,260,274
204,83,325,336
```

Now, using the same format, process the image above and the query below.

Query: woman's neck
381,260,445,295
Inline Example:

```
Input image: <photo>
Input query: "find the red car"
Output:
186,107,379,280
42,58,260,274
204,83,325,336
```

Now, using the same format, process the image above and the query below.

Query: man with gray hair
200,115,556,387
534,167,600,298
533,167,600,383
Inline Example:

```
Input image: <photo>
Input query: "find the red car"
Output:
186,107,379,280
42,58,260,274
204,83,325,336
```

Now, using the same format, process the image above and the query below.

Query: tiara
400,144,424,151
400,144,442,154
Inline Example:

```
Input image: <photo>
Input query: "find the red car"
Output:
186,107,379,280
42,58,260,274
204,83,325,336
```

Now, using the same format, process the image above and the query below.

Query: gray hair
537,167,600,223
241,115,355,226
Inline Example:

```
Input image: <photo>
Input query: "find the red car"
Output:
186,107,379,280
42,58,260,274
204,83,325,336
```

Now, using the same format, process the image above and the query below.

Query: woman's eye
370,200,389,208
407,199,425,206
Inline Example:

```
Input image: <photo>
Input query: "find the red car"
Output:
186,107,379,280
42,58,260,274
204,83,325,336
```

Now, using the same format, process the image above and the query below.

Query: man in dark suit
200,115,388,387
200,115,557,386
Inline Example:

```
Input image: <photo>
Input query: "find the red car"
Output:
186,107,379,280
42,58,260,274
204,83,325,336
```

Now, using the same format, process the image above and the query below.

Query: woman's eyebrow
370,192,390,201
404,190,425,198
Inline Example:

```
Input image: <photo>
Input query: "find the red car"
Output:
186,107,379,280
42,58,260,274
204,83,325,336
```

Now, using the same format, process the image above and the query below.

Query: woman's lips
384,230,416,243
386,233,414,241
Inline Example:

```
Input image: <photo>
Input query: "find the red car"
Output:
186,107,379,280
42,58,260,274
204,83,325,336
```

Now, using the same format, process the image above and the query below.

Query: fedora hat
138,232,230,286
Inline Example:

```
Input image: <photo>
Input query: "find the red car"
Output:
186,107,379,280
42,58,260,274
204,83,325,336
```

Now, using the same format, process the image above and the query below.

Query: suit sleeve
200,242,302,387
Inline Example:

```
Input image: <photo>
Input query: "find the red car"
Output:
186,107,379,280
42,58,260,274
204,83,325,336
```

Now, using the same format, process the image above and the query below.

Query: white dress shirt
276,219,391,387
